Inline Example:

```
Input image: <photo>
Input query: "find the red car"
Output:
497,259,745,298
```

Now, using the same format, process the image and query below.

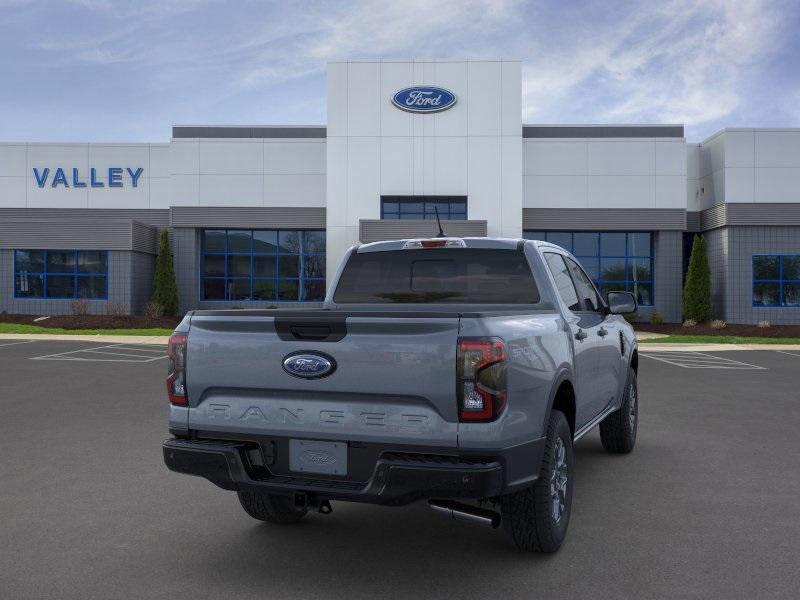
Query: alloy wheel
549,437,569,523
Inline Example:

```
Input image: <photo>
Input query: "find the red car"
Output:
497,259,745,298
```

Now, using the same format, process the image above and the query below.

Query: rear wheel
237,490,308,524
500,409,573,553
599,366,638,454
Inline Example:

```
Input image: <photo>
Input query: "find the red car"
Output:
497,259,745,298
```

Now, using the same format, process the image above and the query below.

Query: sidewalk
635,331,668,341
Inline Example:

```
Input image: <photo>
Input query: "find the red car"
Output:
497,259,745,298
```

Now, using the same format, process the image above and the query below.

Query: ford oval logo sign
392,86,457,113
282,352,336,379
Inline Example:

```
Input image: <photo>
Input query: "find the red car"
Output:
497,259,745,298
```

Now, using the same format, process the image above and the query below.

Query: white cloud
232,0,521,88
520,0,786,132
3,0,797,141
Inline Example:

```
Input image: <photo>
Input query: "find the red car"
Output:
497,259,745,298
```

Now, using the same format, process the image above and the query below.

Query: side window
544,253,580,311
565,257,602,312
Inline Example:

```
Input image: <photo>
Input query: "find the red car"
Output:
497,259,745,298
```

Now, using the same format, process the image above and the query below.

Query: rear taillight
166,333,188,406
457,338,507,422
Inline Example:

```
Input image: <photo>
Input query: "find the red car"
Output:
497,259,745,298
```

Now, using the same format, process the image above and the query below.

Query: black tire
501,410,573,553
599,366,638,454
237,490,308,524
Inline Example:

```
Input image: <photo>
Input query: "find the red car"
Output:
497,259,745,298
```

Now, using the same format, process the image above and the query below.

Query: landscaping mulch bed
633,322,800,338
0,313,180,330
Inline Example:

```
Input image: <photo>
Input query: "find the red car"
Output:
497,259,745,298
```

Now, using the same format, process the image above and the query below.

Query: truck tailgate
185,312,460,447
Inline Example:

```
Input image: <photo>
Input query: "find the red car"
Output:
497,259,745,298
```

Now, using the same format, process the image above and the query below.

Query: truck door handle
598,327,608,337
574,329,587,341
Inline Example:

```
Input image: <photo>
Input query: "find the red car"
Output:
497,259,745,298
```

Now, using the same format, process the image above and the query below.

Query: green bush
650,311,664,325
151,229,179,317
682,234,711,322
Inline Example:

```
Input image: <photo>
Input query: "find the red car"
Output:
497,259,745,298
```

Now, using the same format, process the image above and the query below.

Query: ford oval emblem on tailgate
282,352,336,379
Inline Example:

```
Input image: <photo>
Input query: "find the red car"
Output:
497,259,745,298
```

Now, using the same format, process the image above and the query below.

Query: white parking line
81,349,167,361
0,340,37,348
31,343,167,363
109,345,165,354
776,350,800,358
641,351,766,370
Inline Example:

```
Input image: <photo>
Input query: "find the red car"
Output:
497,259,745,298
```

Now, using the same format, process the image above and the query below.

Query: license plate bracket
289,439,348,476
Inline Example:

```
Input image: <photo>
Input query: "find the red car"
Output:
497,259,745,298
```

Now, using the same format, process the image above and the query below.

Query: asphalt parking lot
2,340,800,599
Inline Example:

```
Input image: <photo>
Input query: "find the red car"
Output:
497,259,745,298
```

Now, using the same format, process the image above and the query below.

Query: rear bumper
163,437,544,505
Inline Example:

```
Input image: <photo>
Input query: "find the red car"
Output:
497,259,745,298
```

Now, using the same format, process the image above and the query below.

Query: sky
1,0,799,143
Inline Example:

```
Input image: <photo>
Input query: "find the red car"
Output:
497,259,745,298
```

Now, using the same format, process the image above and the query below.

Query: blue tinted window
14,250,108,299
523,231,654,306
201,229,325,302
753,255,800,307
381,196,467,220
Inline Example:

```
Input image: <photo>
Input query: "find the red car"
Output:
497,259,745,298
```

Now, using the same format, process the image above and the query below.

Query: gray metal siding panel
522,208,686,231
726,203,800,226
699,203,800,231
700,204,727,231
652,231,684,323
170,207,326,229
172,228,199,315
358,220,488,243
522,125,684,138
172,126,326,139
704,228,729,320
131,221,159,254
130,251,155,314
686,212,701,232
0,220,134,250
0,208,169,227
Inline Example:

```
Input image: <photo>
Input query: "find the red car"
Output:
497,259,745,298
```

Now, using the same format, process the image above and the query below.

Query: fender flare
543,364,576,434
629,345,639,373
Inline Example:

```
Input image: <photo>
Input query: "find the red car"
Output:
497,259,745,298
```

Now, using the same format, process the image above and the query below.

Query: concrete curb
2,333,799,352
0,333,169,345
639,343,800,352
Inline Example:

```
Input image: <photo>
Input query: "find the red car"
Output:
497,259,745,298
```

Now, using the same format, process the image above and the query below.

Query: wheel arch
546,367,576,437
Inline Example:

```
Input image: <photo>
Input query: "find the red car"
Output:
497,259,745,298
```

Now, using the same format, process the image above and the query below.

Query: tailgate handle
290,325,332,340
275,318,348,342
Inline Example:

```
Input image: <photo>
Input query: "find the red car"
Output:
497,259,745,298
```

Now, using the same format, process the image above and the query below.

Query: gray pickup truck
163,236,639,552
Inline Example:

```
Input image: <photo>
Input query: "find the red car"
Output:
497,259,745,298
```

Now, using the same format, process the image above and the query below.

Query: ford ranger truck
163,237,639,553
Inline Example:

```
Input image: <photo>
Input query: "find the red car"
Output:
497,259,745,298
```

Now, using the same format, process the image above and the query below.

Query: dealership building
1,59,799,323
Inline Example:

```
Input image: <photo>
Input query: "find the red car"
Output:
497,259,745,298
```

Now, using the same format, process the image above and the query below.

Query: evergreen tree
152,229,179,317
683,234,711,322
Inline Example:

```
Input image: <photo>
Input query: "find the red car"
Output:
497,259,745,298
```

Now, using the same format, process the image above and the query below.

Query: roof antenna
434,206,447,238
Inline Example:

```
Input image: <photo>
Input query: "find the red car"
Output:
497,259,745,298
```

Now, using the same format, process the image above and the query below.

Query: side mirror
606,291,637,315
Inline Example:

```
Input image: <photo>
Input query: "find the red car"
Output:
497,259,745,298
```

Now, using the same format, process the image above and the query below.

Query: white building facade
1,59,799,323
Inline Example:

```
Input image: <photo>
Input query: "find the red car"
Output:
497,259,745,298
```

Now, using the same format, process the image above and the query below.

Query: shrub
70,299,90,316
757,320,771,328
710,319,726,329
106,302,127,317
144,301,164,320
623,313,638,324
682,319,697,328
650,311,664,325
683,234,711,322
152,229,179,317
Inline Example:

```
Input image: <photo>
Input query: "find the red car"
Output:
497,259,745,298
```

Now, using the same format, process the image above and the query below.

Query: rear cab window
333,248,541,304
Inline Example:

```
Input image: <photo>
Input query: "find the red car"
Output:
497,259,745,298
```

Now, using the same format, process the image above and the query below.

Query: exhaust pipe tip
429,500,501,529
